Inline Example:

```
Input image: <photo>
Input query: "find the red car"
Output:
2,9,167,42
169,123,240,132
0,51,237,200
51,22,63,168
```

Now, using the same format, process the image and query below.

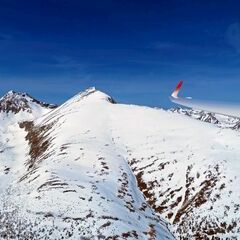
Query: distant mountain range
169,107,240,130
0,89,239,239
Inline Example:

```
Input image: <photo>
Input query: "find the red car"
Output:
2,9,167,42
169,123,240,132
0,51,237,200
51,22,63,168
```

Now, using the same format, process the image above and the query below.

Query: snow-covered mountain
0,90,57,128
0,88,173,239
0,88,239,239
0,90,56,114
170,107,240,130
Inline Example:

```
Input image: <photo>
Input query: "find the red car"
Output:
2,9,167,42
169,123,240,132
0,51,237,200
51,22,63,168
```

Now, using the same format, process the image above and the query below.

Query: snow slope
110,105,240,238
0,88,173,239
0,91,55,194
0,88,239,239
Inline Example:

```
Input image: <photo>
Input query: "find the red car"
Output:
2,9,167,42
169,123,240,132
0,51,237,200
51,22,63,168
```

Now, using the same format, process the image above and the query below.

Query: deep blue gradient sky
0,0,240,108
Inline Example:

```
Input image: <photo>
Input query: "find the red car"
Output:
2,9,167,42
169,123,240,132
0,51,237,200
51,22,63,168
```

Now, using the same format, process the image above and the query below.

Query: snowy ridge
0,88,239,239
170,107,240,130
0,89,173,239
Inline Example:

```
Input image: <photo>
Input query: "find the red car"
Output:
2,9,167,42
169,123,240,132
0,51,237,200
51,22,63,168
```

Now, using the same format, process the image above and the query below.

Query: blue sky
0,0,240,108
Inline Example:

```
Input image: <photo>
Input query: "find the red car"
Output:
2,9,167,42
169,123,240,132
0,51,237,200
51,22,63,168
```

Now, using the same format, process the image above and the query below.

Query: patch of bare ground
99,221,112,229
117,168,135,212
173,164,220,225
37,177,69,192
136,171,170,214
177,215,239,239
175,164,239,236
136,171,157,206
143,224,156,240
19,121,55,180
121,230,138,239
99,160,110,176
100,216,119,221
0,200,75,239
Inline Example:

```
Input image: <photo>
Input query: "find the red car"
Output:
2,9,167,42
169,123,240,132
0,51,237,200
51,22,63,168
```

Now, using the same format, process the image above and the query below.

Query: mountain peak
71,87,116,104
2,90,27,98
0,90,57,114
6,90,16,95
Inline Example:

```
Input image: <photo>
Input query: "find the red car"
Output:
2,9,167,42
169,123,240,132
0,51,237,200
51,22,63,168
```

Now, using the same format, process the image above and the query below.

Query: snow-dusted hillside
0,91,56,194
111,105,240,238
0,88,239,239
0,88,173,239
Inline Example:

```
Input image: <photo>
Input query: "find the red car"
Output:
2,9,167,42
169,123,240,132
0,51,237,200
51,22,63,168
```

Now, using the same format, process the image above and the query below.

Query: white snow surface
0,88,173,239
0,88,239,239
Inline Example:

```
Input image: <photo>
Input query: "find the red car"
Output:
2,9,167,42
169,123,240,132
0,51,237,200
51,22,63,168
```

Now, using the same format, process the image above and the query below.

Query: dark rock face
232,120,240,129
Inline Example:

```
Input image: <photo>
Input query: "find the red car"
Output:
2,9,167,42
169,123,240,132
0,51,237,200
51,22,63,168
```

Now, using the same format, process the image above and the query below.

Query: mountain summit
67,87,117,104
0,90,57,114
